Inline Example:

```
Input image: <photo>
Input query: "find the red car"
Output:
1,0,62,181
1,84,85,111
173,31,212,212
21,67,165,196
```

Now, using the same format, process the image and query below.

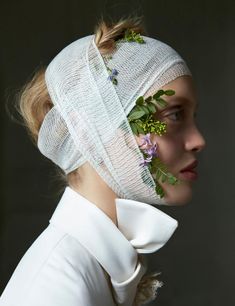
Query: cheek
134,133,183,173
134,133,192,205
152,134,182,171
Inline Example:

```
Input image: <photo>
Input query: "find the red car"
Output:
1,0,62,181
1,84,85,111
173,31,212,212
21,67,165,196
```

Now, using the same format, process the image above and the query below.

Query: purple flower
112,68,118,75
139,133,152,147
107,68,118,80
143,143,158,158
139,139,158,168
139,155,153,167
107,75,114,81
139,160,147,166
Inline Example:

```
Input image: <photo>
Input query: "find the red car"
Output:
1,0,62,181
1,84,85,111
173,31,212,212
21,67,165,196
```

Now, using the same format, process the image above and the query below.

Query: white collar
49,186,178,284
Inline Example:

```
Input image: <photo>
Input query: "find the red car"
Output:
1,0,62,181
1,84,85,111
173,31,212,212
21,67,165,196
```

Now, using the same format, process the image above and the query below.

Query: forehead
161,76,198,109
143,75,198,110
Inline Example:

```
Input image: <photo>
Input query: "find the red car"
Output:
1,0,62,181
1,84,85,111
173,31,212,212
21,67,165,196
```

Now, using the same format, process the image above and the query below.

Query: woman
0,16,206,306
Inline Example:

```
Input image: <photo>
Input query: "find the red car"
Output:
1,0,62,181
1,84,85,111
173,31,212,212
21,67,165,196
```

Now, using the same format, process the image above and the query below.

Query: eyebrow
167,97,199,109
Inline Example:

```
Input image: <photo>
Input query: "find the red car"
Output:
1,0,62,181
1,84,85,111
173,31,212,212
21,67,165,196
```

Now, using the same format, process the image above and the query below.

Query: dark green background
1,0,234,305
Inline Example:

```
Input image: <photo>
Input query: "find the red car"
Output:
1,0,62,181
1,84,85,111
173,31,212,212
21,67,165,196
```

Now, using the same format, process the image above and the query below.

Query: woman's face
134,75,206,205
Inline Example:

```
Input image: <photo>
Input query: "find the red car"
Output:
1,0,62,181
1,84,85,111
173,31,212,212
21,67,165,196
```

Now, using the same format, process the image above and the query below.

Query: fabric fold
49,186,178,306
110,257,147,306
115,197,178,254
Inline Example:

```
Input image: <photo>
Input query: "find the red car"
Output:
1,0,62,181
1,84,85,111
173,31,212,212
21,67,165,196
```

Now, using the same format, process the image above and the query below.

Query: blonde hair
14,15,147,193
94,15,147,55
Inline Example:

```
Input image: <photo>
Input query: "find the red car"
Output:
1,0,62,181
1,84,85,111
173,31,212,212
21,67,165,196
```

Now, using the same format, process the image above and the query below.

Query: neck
70,162,118,226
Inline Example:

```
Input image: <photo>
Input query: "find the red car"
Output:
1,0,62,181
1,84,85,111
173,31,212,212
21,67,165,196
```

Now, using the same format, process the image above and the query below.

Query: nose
184,125,206,153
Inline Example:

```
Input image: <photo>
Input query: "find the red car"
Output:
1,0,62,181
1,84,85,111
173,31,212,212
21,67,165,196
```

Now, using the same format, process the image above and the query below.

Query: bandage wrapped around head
37,33,192,205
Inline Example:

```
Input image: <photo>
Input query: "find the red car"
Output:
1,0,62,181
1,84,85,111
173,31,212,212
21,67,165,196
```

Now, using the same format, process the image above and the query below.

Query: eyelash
165,109,184,122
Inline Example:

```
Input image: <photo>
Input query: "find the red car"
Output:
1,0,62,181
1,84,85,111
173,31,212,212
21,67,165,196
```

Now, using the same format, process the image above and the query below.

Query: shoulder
3,223,102,281
0,224,114,306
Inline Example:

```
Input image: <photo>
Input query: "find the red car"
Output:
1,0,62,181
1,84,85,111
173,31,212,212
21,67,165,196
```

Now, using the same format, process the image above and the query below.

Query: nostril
194,139,206,152
193,147,201,153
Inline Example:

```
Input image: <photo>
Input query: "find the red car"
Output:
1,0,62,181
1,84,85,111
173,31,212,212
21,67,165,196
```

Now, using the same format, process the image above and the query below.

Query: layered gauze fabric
37,34,192,206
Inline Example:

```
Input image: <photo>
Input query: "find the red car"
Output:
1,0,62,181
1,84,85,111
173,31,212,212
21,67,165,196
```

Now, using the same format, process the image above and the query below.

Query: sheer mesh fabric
37,34,191,205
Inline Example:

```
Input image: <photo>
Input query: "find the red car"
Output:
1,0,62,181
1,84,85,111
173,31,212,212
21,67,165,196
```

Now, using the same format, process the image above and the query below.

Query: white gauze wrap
37,34,192,206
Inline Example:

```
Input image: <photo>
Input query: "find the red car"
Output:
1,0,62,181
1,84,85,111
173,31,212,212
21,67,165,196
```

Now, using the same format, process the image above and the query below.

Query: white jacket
0,186,178,306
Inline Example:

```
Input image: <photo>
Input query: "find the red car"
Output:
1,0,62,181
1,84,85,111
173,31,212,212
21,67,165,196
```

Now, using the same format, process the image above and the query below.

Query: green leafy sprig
151,156,179,198
121,29,145,44
127,89,180,198
127,89,175,136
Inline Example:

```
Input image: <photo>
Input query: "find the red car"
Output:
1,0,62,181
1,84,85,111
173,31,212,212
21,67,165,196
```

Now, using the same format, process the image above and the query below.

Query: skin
71,75,206,226
135,75,206,205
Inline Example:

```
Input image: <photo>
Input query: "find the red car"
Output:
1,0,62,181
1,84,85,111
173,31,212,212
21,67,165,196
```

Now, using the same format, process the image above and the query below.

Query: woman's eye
165,109,184,122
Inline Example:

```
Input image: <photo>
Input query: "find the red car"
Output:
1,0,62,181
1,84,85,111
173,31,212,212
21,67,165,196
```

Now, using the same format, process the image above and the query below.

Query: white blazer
0,186,178,306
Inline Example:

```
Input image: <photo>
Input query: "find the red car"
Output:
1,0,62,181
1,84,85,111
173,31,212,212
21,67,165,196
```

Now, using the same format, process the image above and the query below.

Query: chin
161,184,193,206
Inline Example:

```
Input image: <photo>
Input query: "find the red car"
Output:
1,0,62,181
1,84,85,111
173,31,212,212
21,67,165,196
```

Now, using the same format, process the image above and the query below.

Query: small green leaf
164,90,175,96
147,103,156,113
149,99,159,107
132,105,143,112
136,96,144,105
161,175,167,183
155,184,164,198
156,169,161,180
128,109,135,117
128,110,145,121
145,96,152,103
136,123,145,134
156,98,167,108
130,122,138,135
153,90,165,100
141,105,150,114
168,175,178,185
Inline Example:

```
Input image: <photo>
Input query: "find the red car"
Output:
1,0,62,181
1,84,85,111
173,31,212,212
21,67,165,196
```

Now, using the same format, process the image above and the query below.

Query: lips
180,160,198,172
179,160,198,181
